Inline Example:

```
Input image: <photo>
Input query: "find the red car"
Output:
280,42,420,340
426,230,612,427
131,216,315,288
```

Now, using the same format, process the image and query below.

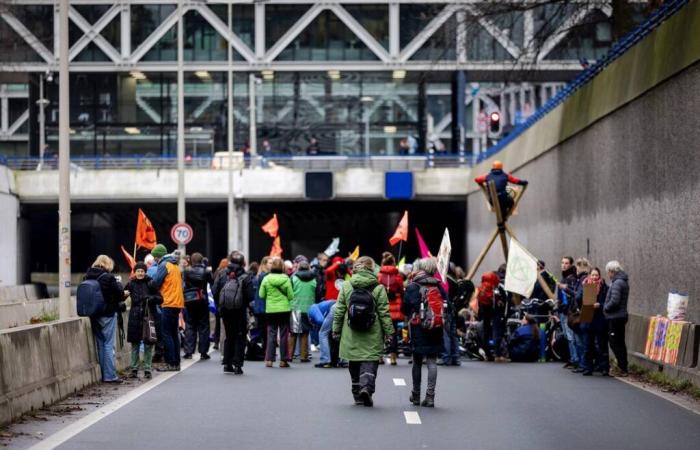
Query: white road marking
27,356,199,450
404,411,422,425
393,378,406,386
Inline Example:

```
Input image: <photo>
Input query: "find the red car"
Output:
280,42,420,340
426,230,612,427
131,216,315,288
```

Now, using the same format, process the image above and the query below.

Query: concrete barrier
0,314,131,426
0,284,49,305
0,297,77,329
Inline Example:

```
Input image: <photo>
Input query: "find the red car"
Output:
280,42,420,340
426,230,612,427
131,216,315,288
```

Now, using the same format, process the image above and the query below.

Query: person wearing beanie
125,262,163,379
149,244,185,371
473,160,528,218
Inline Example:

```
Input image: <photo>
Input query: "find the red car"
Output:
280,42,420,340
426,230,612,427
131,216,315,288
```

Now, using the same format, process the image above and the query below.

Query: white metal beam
255,2,265,59
7,109,29,136
328,4,390,62
121,3,131,58
399,4,459,62
264,4,325,63
463,5,522,60
68,5,122,62
0,11,54,62
537,3,597,62
130,6,183,63
389,2,399,59
194,5,256,62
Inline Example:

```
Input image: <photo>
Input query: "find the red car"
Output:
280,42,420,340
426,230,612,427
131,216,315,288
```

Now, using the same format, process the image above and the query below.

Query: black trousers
608,317,628,372
184,301,210,356
222,309,247,368
348,361,379,395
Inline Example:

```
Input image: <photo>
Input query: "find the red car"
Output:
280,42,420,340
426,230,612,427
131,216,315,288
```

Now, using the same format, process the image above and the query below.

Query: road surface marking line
393,378,406,386
404,411,422,425
27,356,199,450
616,377,700,416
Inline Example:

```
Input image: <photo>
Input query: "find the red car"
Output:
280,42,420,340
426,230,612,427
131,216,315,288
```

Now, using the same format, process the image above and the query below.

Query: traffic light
489,111,501,134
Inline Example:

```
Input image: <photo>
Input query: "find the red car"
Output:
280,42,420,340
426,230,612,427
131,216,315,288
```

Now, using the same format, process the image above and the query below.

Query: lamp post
58,0,71,318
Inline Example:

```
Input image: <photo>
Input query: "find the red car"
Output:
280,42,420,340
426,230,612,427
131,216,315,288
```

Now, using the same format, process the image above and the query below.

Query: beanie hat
151,244,167,258
134,262,148,272
293,255,308,264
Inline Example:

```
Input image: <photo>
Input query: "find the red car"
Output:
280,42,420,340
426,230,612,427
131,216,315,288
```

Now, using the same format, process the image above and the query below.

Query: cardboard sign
436,228,452,281
579,283,597,323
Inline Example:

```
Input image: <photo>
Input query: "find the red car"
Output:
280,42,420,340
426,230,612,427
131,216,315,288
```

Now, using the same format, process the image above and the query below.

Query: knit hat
293,255,308,264
151,244,167,258
134,262,148,272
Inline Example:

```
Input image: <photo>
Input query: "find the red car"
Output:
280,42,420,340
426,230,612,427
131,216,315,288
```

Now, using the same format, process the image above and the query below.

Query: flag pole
133,243,137,261
397,240,403,263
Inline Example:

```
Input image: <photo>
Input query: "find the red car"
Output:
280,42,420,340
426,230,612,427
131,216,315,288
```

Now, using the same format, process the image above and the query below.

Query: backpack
220,272,247,311
77,273,107,317
347,283,379,331
413,285,444,330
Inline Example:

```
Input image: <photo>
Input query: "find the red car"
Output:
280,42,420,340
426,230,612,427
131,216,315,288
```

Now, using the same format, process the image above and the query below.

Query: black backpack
77,273,107,317
220,272,247,311
347,283,379,331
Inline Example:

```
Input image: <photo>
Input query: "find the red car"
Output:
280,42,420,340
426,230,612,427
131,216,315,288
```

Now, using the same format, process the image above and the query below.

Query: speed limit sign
170,223,193,245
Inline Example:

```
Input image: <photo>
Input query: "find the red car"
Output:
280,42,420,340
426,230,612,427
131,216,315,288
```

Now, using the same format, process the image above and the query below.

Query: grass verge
629,363,700,401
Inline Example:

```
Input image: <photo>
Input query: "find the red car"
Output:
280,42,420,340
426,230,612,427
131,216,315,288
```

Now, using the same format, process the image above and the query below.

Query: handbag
290,310,303,334
142,302,158,345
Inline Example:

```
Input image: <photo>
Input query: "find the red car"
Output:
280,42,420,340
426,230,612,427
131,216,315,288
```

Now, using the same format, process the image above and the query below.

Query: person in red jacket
378,252,405,365
474,160,528,218
324,256,348,301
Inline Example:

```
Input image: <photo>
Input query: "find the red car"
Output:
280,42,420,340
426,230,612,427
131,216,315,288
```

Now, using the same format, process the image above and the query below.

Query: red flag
261,214,279,238
120,245,136,272
270,236,283,257
415,227,432,258
389,211,409,246
135,208,157,250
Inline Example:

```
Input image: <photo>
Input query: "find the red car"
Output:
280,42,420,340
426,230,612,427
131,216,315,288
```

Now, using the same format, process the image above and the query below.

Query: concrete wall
0,165,19,286
0,315,131,426
467,3,700,323
0,297,77,329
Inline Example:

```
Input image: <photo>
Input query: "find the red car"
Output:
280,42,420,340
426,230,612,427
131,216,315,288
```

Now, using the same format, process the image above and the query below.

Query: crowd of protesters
83,243,630,406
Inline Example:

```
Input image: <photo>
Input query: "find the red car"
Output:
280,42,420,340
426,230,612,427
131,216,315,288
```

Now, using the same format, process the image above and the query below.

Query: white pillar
227,3,236,253
177,0,186,253
248,74,257,156
58,0,71,318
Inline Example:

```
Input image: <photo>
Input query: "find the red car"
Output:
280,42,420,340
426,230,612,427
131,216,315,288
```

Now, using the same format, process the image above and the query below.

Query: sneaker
265,361,274,368
144,371,152,379
358,388,373,407
223,365,234,373
200,353,211,360
233,366,244,375
279,361,290,368
310,344,319,352
300,358,311,363
315,362,331,368
183,354,193,360
128,370,138,379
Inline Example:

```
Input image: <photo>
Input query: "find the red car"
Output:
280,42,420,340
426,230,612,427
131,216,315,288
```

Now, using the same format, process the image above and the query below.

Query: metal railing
4,154,472,172
477,0,690,164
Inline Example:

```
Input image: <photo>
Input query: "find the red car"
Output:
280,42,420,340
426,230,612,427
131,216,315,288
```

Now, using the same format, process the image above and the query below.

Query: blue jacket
309,299,335,326
508,325,539,362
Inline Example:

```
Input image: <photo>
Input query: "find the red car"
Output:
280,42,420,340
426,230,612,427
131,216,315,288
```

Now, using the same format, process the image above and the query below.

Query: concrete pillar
451,71,466,154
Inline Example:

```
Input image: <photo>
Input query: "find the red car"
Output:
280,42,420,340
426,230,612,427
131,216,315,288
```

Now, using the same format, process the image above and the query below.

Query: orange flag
270,236,283,257
389,211,409,246
135,208,157,250
262,214,279,238
120,245,136,272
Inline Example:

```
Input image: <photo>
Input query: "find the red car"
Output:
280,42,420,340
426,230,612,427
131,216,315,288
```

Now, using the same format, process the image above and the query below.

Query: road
52,355,700,450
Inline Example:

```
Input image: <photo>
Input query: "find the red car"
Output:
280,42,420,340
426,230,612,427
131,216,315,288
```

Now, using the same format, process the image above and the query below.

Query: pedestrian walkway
39,356,700,450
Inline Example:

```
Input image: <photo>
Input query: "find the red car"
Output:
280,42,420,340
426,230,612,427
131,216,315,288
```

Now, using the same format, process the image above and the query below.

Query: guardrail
478,0,690,164
5,154,471,171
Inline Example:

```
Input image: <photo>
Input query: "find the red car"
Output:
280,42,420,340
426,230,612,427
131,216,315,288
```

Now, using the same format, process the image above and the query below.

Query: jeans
412,354,438,395
573,328,586,367
265,312,290,362
93,314,118,381
387,320,402,355
161,307,182,367
184,301,210,356
222,309,247,368
608,317,628,372
319,304,336,364
349,361,379,395
310,325,319,347
130,343,154,371
442,317,461,364
560,313,578,365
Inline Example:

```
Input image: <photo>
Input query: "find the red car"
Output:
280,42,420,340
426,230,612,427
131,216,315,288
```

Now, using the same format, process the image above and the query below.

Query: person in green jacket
289,261,318,362
259,257,294,367
333,256,394,407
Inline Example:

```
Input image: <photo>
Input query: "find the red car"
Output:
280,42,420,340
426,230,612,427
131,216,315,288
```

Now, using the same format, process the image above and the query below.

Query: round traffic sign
170,222,193,245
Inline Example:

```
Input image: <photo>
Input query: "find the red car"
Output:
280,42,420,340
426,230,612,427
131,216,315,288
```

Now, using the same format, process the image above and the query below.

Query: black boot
409,390,421,406
358,388,373,407
421,393,435,408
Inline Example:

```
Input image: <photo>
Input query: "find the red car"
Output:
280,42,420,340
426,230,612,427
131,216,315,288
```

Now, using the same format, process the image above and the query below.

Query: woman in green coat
333,256,394,407
259,257,294,367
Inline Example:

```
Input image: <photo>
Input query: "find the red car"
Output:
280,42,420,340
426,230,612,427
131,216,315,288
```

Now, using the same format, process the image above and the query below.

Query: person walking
211,257,229,350
125,262,163,379
289,261,317,362
259,257,294,367
576,267,610,376
402,257,446,407
84,255,126,383
149,244,185,372
183,252,213,360
211,251,255,374
604,260,629,377
476,271,501,361
378,252,405,365
333,256,394,407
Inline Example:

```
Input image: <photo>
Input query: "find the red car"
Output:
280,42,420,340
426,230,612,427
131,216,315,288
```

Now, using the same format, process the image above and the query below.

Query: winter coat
324,257,347,301
291,270,318,313
125,276,163,344
401,272,446,357
575,277,609,332
378,265,405,322
149,255,184,309
558,267,578,314
259,272,293,314
474,168,526,194
530,270,556,301
604,271,629,320
508,325,539,362
252,272,269,315
211,262,256,312
332,269,394,361
183,264,213,296
83,267,125,317
309,299,335,326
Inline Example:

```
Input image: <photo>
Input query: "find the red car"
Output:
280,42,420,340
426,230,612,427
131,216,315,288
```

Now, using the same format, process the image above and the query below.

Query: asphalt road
55,355,700,450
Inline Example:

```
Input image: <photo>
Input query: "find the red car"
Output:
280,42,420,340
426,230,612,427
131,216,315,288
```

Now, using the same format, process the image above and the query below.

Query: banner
135,208,157,250
504,238,537,298
436,228,451,281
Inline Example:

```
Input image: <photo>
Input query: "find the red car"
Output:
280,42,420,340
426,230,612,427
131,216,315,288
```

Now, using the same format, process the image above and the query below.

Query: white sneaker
310,344,319,352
